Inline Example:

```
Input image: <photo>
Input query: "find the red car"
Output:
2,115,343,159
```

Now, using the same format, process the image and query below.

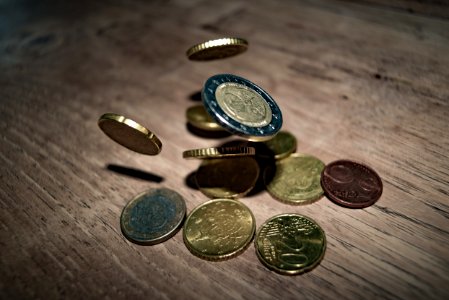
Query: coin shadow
189,90,202,102
186,123,232,139
106,164,164,183
184,170,199,190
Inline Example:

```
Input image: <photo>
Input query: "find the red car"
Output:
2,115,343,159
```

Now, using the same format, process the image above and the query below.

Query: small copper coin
321,160,382,208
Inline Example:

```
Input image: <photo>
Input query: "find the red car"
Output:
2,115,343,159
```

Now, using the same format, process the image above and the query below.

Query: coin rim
186,105,224,131
98,113,162,155
120,188,186,245
202,74,283,141
264,153,325,205
263,130,297,160
183,198,256,260
255,213,326,275
320,159,383,208
182,146,256,159
186,37,248,60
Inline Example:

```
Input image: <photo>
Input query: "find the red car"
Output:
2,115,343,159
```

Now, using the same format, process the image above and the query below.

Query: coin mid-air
98,113,162,155
186,37,248,61
186,104,224,131
182,146,256,159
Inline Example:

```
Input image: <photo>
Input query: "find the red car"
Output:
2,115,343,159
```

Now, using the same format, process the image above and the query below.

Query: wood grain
1,0,448,299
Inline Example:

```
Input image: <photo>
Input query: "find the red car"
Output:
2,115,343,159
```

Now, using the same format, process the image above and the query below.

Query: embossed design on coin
121,188,186,244
183,199,255,260
321,160,382,208
255,214,326,275
264,153,325,204
196,157,259,198
215,82,272,127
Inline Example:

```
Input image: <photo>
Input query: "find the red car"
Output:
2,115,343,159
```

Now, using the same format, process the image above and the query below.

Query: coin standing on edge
255,214,326,275
186,105,224,131
98,113,162,155
202,74,283,141
183,146,256,159
121,188,186,245
321,159,383,208
183,199,255,260
186,37,248,61
264,153,325,205
195,157,260,198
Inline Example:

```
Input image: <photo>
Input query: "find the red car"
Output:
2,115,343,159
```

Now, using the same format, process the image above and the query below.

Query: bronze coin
321,160,382,208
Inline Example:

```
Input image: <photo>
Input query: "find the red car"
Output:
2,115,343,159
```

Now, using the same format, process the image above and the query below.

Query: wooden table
1,0,448,299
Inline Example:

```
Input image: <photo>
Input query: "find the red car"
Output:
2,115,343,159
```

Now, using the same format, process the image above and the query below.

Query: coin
321,159,382,208
98,113,162,155
183,146,256,159
264,153,325,204
186,104,224,131
120,188,186,245
255,214,326,275
183,199,255,260
261,131,297,160
196,157,259,198
202,74,283,141
186,37,248,61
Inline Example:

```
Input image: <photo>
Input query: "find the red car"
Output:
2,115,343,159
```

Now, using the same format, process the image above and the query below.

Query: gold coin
196,157,260,199
264,153,325,204
186,37,248,61
98,113,162,155
183,199,255,260
186,105,224,131
255,214,326,275
262,131,297,160
182,147,255,159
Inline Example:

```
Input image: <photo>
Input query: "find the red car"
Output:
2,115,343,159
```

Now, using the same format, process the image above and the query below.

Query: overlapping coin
186,105,224,132
260,130,297,160
321,160,382,208
264,153,325,204
255,214,326,275
202,74,282,141
98,113,162,155
186,37,248,61
183,199,255,260
120,188,186,244
183,146,255,159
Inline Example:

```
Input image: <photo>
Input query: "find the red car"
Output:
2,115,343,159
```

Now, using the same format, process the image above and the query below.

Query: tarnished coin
196,157,259,198
255,214,326,275
98,113,162,155
186,105,224,131
183,199,255,260
183,147,255,159
120,188,186,245
264,153,325,204
321,160,382,208
202,74,283,141
261,131,297,160
186,37,248,61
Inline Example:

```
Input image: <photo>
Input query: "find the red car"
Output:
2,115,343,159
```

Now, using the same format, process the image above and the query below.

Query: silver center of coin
215,83,272,127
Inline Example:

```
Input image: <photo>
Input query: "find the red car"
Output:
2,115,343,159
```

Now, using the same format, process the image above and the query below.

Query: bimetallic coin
264,153,325,204
255,214,326,275
196,157,259,198
186,105,224,131
120,188,186,245
321,160,382,208
186,37,248,61
183,147,255,159
262,131,297,160
98,113,162,155
183,199,255,260
202,74,283,141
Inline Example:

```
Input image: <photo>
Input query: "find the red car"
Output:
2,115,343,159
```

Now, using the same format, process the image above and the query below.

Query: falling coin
186,104,224,131
195,156,260,198
255,214,326,275
182,146,256,159
183,199,255,260
321,159,383,208
120,188,186,245
261,130,297,160
98,113,162,155
186,37,248,61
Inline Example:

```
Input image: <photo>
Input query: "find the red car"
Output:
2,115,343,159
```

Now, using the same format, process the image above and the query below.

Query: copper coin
321,160,382,208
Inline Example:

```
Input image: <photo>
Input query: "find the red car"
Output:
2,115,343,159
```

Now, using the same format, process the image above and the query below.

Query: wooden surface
1,0,448,299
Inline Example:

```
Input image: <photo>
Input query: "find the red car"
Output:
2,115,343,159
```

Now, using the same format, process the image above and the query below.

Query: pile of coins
98,37,383,275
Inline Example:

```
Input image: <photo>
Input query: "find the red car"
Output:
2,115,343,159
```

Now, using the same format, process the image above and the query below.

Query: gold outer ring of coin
186,105,224,131
182,146,255,159
98,113,162,155
186,37,248,61
183,198,256,260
